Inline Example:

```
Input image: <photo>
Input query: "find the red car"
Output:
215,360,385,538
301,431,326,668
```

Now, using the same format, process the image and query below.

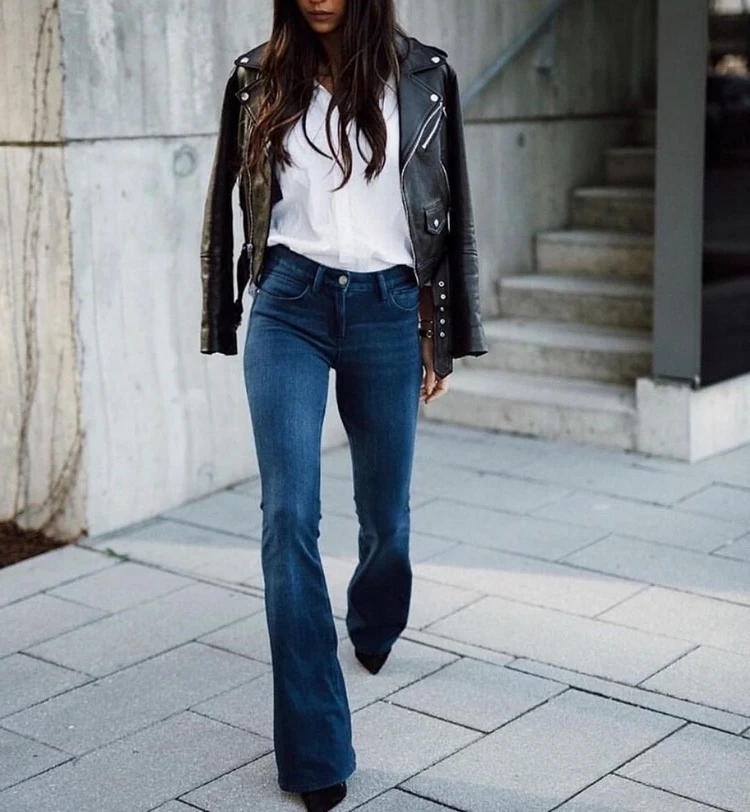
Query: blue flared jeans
242,243,423,793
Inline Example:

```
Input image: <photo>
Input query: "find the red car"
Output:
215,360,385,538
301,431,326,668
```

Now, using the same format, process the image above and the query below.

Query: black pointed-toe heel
300,781,347,812
355,648,390,675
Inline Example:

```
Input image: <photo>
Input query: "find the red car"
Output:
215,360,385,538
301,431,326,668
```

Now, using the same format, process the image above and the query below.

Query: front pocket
256,270,310,301
387,281,420,313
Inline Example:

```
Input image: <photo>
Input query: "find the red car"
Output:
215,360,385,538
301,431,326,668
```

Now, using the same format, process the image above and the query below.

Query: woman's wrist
418,286,433,323
418,322,434,339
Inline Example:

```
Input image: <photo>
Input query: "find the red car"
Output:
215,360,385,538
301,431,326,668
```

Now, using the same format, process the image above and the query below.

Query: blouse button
440,294,446,300
438,281,444,286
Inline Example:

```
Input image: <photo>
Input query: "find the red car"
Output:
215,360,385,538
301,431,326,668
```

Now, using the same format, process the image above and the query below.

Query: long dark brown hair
244,0,404,190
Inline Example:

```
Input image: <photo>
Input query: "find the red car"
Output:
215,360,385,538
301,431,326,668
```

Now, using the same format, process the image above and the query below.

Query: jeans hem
278,758,357,794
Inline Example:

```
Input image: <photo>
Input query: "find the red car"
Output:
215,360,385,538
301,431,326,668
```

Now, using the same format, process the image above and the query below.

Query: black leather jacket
200,31,487,378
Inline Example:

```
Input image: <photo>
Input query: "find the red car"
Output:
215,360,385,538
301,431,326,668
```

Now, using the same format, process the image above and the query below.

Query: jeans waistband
264,243,416,291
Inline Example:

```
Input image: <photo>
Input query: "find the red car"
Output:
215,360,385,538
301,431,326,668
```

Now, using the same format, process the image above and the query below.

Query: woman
200,1,487,809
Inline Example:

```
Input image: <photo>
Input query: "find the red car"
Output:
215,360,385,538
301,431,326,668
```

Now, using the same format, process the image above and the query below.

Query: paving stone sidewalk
2,423,750,811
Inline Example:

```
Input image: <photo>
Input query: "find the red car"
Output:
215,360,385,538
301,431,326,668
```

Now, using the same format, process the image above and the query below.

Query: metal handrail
462,0,575,110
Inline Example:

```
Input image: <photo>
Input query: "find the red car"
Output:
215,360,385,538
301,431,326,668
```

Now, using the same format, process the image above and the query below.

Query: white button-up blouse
265,78,414,273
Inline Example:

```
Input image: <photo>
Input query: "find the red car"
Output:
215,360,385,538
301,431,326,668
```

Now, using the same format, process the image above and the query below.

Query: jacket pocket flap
424,201,447,234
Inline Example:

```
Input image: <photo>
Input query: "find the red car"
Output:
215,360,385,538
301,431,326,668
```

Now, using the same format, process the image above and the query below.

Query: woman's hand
420,337,450,404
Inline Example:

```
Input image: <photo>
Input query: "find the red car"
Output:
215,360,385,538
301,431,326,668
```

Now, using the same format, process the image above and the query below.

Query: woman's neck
317,29,343,84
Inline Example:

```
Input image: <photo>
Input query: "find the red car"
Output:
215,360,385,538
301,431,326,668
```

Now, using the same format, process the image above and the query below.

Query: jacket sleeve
200,67,243,355
444,62,488,360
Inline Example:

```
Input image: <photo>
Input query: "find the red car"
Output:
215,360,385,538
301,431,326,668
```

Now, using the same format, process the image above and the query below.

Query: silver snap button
438,281,444,287
439,332,445,338
440,294,446,300
433,218,440,228
240,92,249,101
439,306,445,311
240,57,249,64
440,318,445,325
338,274,348,286
430,93,439,102
431,56,441,64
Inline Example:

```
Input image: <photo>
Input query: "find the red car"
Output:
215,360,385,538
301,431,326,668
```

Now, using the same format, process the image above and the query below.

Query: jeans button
338,274,348,286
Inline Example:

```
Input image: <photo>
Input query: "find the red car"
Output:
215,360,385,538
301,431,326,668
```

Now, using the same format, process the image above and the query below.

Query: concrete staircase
423,110,656,450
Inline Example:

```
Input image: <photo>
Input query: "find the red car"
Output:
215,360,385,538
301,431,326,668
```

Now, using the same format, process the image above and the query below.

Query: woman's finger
424,375,450,404
422,364,436,397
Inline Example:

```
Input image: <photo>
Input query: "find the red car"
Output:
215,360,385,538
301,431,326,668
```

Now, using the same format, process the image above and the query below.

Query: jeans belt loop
375,273,388,302
311,265,325,294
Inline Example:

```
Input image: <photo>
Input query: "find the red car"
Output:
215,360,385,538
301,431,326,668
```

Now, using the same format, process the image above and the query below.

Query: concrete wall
1,1,85,539
1,0,656,539
58,1,283,534
399,0,656,120
0,0,63,142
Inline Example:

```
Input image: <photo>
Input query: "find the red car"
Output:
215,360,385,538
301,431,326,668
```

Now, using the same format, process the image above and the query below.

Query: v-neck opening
314,79,333,98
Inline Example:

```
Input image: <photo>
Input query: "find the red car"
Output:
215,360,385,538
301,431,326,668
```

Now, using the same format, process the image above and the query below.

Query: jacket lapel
394,31,446,170
235,33,445,161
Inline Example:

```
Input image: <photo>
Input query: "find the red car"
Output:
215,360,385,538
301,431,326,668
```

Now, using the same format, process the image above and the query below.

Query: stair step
464,318,652,383
421,367,636,450
536,229,654,279
635,109,656,146
605,146,655,186
572,187,655,234
500,274,653,329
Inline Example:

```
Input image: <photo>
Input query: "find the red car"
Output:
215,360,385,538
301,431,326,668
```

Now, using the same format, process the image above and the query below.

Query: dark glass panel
702,2,750,384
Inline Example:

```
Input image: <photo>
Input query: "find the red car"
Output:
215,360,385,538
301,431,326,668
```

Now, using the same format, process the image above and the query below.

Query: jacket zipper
400,99,444,285
244,139,256,286
439,158,450,209
260,142,273,281
399,174,419,285
421,103,444,150
247,141,273,290
246,182,254,284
